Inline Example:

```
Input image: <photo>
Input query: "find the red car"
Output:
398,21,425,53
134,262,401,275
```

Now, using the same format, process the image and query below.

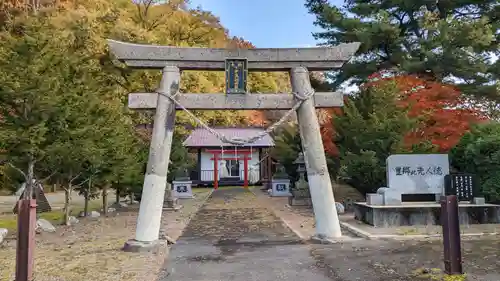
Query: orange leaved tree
367,73,486,152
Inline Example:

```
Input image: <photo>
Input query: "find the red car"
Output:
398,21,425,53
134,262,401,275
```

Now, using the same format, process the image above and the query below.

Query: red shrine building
183,127,274,188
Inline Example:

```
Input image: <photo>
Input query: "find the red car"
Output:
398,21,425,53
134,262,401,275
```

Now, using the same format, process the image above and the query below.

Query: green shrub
338,150,387,195
271,124,302,182
332,81,419,195
450,122,500,201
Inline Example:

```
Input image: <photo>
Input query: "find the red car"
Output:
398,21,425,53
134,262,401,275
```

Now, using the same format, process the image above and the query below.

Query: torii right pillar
291,67,342,239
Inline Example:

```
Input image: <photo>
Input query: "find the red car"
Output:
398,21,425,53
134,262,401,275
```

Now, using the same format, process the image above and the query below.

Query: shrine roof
183,127,274,147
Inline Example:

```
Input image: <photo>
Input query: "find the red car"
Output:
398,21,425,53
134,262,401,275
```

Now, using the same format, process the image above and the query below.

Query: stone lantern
293,152,306,177
289,152,311,206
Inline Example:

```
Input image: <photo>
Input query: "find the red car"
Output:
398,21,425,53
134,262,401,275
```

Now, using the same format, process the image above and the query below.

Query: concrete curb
166,188,214,242
248,188,311,243
340,221,500,240
277,210,311,242
339,222,373,239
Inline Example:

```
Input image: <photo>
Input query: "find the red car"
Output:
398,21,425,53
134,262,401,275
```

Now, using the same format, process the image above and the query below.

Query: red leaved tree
245,110,268,126
319,108,342,156
368,72,487,151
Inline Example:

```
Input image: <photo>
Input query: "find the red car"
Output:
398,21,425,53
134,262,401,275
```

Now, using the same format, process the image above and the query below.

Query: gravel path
310,237,500,281
160,187,333,281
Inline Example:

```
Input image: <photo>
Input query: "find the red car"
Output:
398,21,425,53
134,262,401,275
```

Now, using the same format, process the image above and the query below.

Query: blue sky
188,0,339,48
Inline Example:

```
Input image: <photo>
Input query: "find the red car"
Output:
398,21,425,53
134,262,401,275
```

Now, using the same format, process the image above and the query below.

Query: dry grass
0,188,212,281
333,183,364,202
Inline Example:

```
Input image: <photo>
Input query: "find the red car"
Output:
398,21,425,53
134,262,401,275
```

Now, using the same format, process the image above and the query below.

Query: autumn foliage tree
327,72,486,194
366,72,487,151
319,108,341,156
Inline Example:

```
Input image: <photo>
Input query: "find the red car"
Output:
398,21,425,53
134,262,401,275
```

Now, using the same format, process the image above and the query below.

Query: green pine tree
333,80,416,194
305,0,499,100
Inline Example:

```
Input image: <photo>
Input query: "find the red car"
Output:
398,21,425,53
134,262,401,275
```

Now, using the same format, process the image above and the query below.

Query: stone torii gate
107,40,360,251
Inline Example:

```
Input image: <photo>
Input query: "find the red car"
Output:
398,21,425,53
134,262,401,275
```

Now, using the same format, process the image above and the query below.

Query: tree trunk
102,184,108,216
129,191,134,204
115,187,120,204
83,190,89,217
24,160,35,200
63,186,72,225
83,177,91,217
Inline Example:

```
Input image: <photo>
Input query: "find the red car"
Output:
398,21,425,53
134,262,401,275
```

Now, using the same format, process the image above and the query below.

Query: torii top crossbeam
107,40,360,110
107,39,360,71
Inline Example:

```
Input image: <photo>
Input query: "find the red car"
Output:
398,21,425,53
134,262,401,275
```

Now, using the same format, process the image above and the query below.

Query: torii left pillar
123,66,180,252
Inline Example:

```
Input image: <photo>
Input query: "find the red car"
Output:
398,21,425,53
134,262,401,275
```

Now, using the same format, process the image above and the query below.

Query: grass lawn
0,199,103,231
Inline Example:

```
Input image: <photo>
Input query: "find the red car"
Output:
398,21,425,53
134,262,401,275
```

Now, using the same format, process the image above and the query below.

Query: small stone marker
270,179,291,197
172,180,194,199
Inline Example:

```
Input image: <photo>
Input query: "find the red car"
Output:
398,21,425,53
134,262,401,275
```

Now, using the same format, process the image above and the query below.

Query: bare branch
69,172,84,185
34,170,57,185
6,162,27,180
74,177,91,187
71,169,101,187
136,1,144,25
143,0,154,18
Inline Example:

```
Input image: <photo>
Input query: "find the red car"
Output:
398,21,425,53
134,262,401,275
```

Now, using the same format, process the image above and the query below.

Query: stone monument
108,39,360,250
373,154,450,205
354,154,500,227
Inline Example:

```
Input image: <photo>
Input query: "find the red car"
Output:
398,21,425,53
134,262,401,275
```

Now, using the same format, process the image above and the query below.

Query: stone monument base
163,191,182,211
122,239,167,253
354,201,500,227
288,197,312,206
